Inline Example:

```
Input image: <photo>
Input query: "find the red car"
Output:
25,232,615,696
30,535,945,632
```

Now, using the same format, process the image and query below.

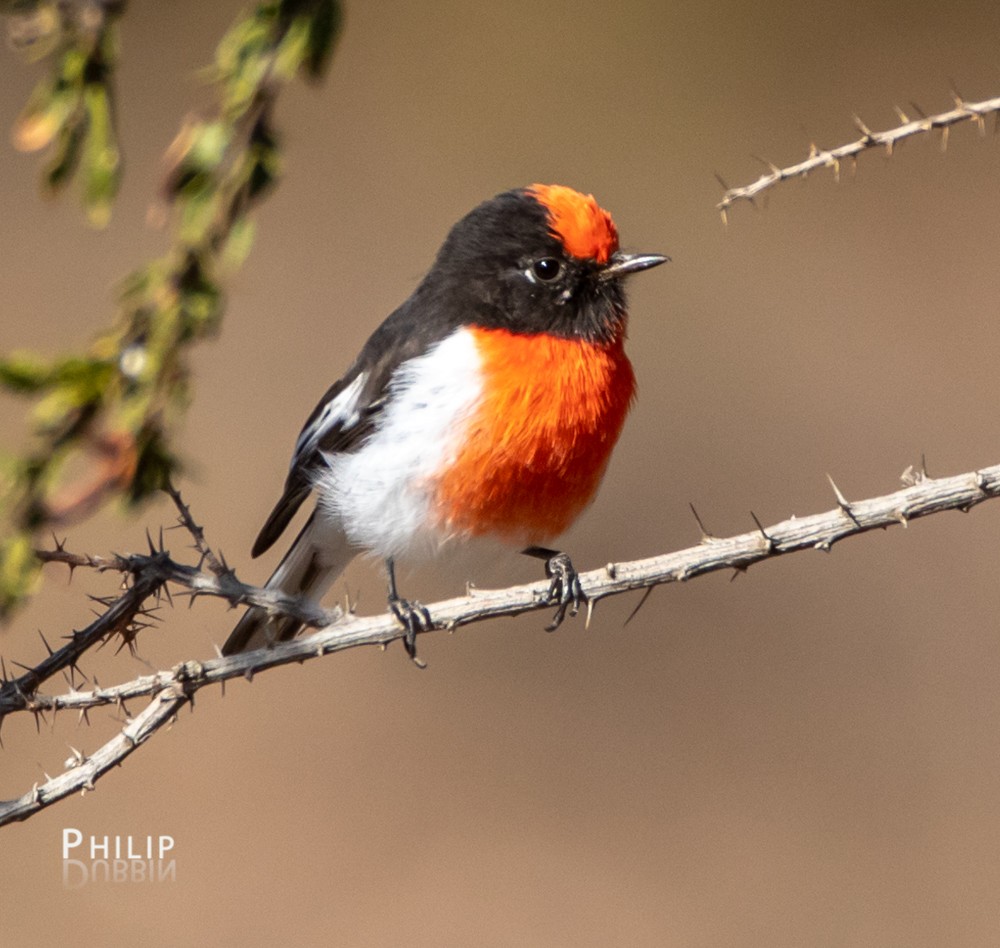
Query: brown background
4,1,1000,944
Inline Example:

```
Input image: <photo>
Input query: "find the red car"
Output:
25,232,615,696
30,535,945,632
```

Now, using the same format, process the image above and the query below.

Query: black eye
530,257,563,282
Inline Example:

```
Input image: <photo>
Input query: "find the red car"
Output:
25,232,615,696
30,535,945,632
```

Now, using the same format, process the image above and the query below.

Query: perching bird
223,184,666,658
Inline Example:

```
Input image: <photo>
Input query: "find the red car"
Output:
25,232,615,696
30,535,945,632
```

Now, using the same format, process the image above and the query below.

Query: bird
222,184,667,659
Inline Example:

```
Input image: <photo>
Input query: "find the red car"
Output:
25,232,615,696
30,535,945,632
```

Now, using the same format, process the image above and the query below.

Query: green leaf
220,216,256,269
126,427,177,505
303,0,343,80
189,120,231,172
14,82,76,153
0,352,54,392
0,533,41,620
177,189,218,245
44,118,85,191
81,84,120,227
30,387,79,431
274,15,310,79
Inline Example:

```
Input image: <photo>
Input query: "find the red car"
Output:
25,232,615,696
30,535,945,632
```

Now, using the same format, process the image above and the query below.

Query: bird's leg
523,546,586,631
386,557,431,664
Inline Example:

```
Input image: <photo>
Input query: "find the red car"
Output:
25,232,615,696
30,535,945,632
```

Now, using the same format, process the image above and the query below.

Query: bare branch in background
716,93,1000,221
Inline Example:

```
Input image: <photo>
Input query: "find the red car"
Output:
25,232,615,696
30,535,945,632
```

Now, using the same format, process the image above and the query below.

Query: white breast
313,328,484,560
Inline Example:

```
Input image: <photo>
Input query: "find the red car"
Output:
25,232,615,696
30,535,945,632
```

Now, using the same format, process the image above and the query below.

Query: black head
422,185,667,344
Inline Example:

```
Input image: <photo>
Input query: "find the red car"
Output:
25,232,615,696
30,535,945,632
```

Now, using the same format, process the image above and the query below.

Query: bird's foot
388,593,432,665
523,546,587,631
385,557,431,667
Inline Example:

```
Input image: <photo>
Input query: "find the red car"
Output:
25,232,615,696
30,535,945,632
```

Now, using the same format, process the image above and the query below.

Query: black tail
222,513,355,654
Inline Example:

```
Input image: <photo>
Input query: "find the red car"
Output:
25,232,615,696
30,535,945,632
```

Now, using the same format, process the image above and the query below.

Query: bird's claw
542,551,586,632
388,594,432,666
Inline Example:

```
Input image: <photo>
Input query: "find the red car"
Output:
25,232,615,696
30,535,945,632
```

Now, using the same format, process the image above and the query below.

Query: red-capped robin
223,184,667,658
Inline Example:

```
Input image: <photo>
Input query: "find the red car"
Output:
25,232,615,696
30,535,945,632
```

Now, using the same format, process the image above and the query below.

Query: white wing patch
313,328,483,560
293,371,368,466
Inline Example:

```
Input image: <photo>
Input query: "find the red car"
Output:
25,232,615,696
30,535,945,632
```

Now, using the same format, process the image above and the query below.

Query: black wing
250,367,381,557
250,294,451,558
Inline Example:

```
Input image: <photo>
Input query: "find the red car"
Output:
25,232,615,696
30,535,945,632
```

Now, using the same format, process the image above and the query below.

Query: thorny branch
4,460,1000,825
716,92,1000,220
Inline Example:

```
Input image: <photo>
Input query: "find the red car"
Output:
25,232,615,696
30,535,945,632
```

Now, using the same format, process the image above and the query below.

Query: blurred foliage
0,0,343,617
5,0,126,227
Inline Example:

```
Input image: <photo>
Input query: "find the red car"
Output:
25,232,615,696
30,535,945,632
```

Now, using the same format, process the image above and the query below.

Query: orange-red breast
223,184,667,658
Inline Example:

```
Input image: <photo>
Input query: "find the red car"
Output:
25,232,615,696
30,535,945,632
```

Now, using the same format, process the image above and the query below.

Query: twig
0,546,341,718
717,93,1000,220
3,459,1000,825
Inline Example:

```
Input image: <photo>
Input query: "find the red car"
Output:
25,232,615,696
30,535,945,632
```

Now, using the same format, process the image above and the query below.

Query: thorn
584,597,595,630
749,511,774,550
713,171,730,191
831,157,841,183
852,114,873,138
78,706,90,726
38,630,54,656
909,101,927,120
891,509,909,528
940,125,950,152
65,745,86,768
730,565,748,581
719,207,728,227
689,503,714,541
624,587,655,626
826,474,861,527
750,154,781,178
893,104,910,124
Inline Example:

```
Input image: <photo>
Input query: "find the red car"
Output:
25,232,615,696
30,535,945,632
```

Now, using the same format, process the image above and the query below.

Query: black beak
598,251,670,281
